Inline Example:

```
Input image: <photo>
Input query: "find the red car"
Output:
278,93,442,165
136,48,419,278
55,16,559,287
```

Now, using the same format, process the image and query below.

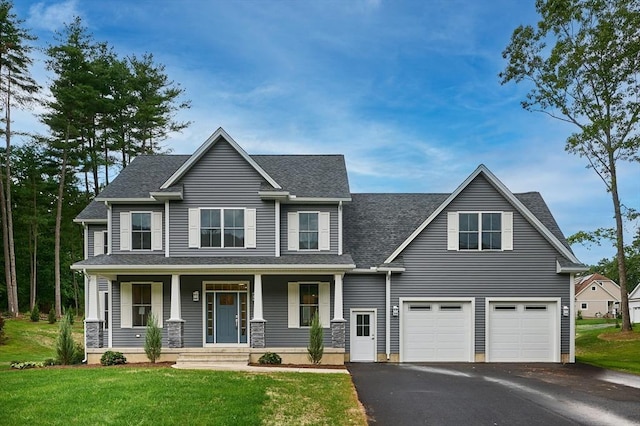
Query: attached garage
486,299,559,362
400,299,474,362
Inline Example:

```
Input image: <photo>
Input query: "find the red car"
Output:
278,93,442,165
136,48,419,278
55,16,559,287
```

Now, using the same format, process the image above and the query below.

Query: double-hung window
132,283,151,327
299,212,319,250
131,212,151,250
199,208,245,248
299,283,319,326
189,208,256,249
448,211,512,251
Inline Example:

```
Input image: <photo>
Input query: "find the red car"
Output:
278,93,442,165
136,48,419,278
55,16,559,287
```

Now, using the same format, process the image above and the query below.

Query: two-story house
72,128,586,365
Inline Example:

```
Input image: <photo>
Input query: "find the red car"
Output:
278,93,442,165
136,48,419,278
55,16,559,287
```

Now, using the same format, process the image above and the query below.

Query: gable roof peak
160,127,281,190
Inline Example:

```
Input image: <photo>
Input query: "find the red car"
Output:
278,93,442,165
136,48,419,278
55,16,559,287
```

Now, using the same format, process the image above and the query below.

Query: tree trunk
29,180,38,311
609,156,631,331
5,77,19,316
54,125,70,318
0,165,16,316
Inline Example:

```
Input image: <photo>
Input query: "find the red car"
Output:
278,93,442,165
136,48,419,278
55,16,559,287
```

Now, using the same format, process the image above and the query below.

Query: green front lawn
575,325,640,374
0,367,365,425
0,317,83,369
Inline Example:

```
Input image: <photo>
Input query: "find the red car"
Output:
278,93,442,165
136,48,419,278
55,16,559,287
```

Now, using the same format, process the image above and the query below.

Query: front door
350,310,376,362
205,291,248,344
216,293,238,344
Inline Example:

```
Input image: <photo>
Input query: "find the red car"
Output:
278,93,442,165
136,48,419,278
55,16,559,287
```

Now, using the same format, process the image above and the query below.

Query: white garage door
487,301,558,362
402,301,473,362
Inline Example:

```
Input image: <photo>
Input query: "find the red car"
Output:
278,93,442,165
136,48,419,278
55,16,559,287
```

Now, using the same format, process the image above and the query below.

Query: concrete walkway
171,363,349,374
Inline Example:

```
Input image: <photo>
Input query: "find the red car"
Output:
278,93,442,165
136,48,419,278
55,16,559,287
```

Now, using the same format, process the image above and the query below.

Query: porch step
174,350,250,368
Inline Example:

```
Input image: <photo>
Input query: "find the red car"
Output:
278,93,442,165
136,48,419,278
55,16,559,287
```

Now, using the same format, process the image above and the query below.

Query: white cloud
27,0,80,32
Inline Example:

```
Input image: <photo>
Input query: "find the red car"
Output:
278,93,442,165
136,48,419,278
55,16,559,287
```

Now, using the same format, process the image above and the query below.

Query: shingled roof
342,192,577,269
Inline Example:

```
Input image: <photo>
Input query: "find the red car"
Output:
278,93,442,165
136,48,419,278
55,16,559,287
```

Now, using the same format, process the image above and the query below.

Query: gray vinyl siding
262,275,335,347
111,204,165,254
343,274,386,354
390,175,571,355
280,205,339,255
87,224,107,257
169,139,276,256
111,275,171,347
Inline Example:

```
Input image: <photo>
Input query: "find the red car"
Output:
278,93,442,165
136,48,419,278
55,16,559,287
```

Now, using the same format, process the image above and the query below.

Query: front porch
83,269,349,365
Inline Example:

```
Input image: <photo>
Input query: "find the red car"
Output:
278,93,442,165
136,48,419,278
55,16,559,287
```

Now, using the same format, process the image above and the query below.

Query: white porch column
333,273,344,321
169,274,182,321
86,275,100,321
253,274,264,320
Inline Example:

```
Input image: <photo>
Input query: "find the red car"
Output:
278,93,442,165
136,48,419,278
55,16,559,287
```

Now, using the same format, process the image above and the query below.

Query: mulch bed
248,363,347,370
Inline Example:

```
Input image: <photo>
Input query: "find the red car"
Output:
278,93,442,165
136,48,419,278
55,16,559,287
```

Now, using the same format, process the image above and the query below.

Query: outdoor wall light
562,305,569,317
192,291,200,302
392,305,399,317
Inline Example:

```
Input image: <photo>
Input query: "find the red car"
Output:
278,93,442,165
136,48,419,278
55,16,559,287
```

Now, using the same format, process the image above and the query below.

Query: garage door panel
488,301,557,362
402,301,472,362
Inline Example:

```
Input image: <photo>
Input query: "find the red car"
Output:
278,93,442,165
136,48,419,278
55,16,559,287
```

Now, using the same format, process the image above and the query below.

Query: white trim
201,280,251,346
83,225,88,260
86,275,100,322
570,274,576,362
107,282,112,347
385,271,391,361
107,204,112,254
72,263,356,273
275,201,280,257
449,211,511,252
165,201,170,257
96,197,159,203
556,261,589,273
338,202,343,255
384,165,581,264
350,308,377,362
399,297,475,363
150,191,183,200
253,275,264,321
285,197,351,203
74,218,107,224
485,297,561,363
161,127,281,190
168,275,181,321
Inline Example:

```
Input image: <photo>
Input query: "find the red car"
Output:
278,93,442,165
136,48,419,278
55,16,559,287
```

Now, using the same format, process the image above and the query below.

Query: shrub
56,313,76,365
307,311,324,365
48,308,56,324
258,352,282,365
615,320,621,328
30,305,40,322
11,361,45,370
577,310,582,320
43,358,58,366
72,342,84,364
66,307,75,325
101,351,127,366
144,313,162,363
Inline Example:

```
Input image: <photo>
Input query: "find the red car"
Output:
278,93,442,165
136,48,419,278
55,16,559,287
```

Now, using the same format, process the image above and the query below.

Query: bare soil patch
599,331,639,341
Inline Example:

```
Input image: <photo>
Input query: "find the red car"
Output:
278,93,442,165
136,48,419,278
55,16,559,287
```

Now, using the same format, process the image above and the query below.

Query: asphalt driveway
348,363,640,425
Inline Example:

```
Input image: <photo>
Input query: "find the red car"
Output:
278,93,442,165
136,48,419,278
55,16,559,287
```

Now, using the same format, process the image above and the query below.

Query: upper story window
200,208,245,248
189,208,256,249
131,212,152,250
448,211,513,251
119,211,162,252
459,212,501,250
299,212,319,250
287,211,330,251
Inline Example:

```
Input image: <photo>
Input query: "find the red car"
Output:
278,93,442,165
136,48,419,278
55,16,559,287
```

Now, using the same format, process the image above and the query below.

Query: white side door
350,309,377,362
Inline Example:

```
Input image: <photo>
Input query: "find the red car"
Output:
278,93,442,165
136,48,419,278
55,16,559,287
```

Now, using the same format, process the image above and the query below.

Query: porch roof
72,253,355,274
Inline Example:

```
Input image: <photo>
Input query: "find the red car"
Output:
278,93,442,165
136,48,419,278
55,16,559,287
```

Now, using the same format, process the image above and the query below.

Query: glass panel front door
205,291,248,344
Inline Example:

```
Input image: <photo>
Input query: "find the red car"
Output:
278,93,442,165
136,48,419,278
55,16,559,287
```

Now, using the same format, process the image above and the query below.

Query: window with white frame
119,211,162,251
287,211,330,251
581,302,588,309
131,212,152,250
189,208,256,249
120,282,163,328
448,211,513,251
103,231,108,255
299,212,319,250
287,282,330,328
132,283,151,326
99,290,109,330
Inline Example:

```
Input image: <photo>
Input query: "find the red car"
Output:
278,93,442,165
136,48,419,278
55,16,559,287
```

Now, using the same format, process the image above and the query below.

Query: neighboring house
574,273,621,318
629,284,640,324
72,128,586,365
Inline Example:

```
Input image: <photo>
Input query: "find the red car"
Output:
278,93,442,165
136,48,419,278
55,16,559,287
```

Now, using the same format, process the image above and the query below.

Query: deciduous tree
500,0,640,331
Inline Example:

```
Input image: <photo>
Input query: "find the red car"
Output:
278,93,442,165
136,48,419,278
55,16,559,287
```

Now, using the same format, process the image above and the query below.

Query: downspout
164,201,170,257
338,201,343,255
386,271,391,361
275,200,280,257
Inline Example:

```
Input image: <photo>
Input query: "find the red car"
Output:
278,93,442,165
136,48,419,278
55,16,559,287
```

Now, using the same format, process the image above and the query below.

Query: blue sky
13,0,640,266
